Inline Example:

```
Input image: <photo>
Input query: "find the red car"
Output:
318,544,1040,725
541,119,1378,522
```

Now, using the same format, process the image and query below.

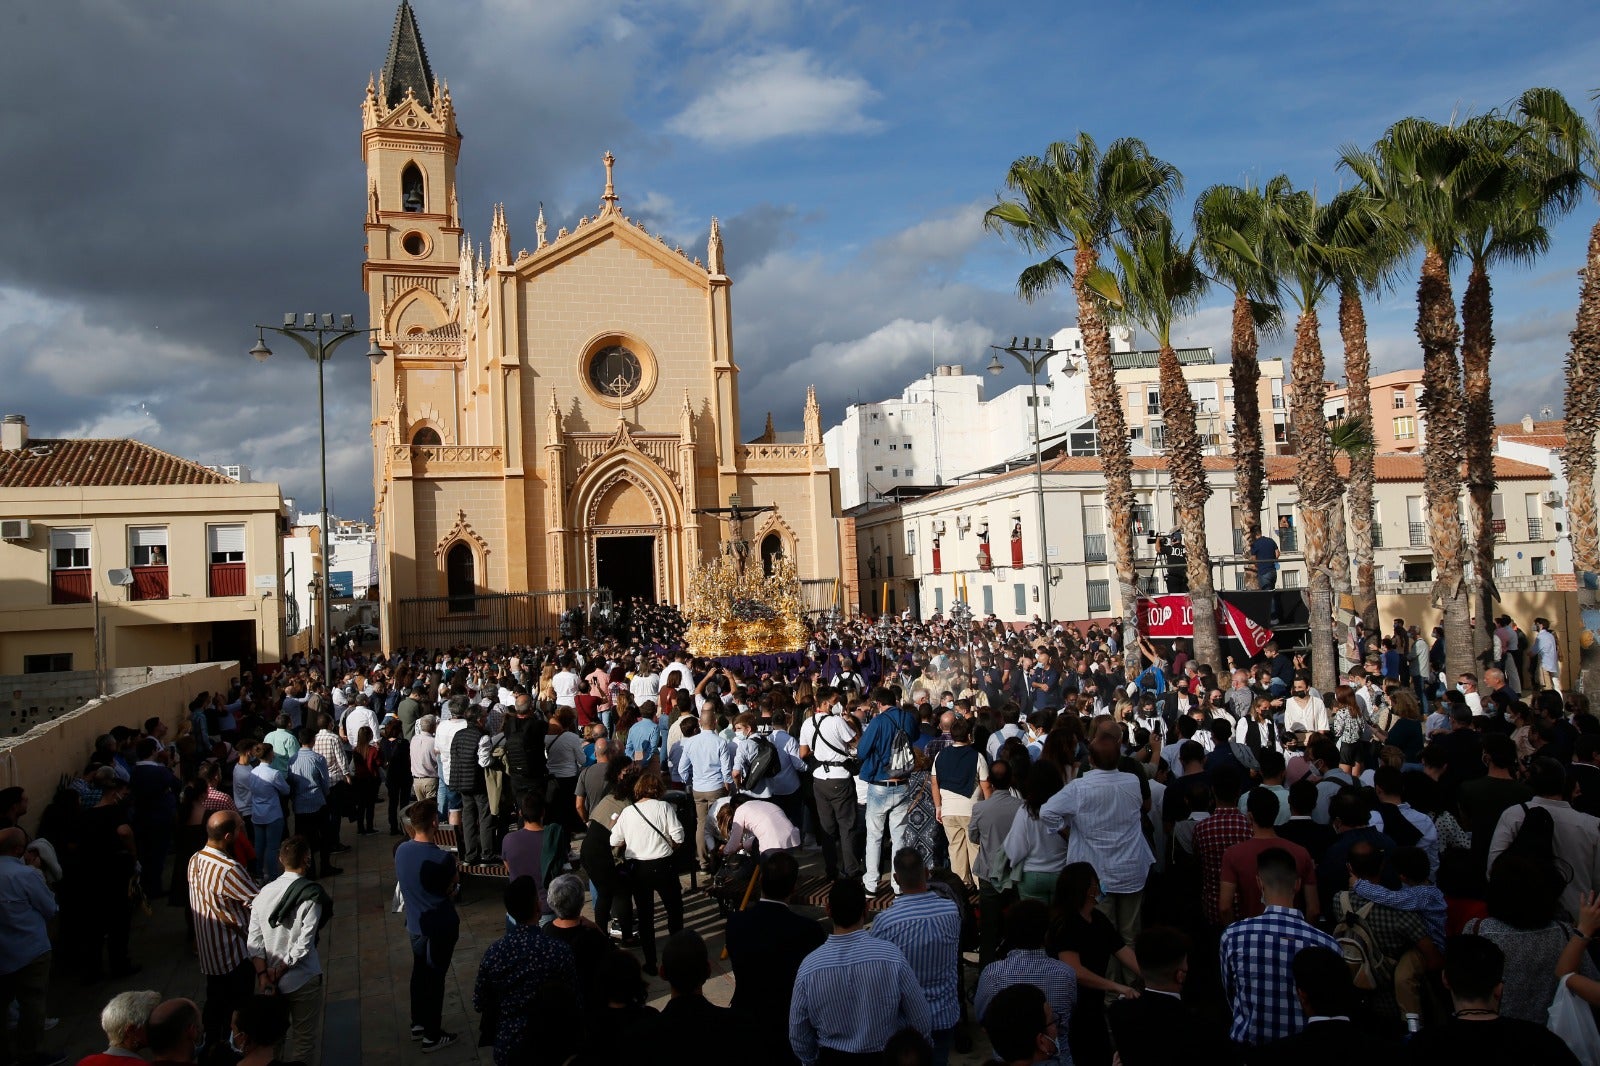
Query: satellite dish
107,569,134,587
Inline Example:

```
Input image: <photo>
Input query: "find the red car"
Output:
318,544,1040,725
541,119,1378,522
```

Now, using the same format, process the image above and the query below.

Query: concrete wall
0,661,238,836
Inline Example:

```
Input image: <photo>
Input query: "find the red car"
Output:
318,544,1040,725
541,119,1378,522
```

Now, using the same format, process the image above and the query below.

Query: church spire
601,151,620,213
382,1,435,110
804,385,823,444
707,216,725,275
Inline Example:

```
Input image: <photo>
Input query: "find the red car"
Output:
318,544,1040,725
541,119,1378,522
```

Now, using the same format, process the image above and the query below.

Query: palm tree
1513,87,1600,693
1455,111,1579,660
986,134,1182,676
1194,180,1285,587
1324,188,1410,634
1340,118,1514,679
1265,183,1343,694
1086,216,1222,668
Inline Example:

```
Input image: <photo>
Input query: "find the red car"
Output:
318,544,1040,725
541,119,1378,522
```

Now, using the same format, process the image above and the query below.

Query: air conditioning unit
0,519,30,541
1543,490,1563,506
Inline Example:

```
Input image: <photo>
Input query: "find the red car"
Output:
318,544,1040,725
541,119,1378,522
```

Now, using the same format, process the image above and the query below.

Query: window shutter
130,526,168,549
208,525,246,554
50,528,90,552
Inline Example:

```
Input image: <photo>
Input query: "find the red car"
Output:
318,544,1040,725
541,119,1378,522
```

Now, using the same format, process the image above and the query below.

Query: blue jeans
253,817,284,881
863,782,910,890
437,782,461,815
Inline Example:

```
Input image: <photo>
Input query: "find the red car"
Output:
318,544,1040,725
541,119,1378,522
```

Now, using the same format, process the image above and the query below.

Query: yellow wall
1374,589,1582,689
0,661,238,836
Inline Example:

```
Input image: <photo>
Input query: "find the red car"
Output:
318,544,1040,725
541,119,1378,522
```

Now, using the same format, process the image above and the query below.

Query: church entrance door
596,535,656,603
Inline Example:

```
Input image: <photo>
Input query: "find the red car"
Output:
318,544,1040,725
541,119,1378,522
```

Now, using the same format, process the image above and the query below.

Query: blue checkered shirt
973,948,1076,1065
1220,904,1340,1045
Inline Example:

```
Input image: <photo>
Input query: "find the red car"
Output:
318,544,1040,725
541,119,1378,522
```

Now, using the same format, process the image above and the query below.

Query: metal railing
1084,533,1107,562
1528,518,1543,540
1087,582,1111,613
397,587,610,648
1372,525,1383,548
1409,522,1428,546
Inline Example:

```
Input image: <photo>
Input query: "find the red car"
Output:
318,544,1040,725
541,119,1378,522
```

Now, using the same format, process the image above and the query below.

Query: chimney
1,415,27,452
1521,414,1535,433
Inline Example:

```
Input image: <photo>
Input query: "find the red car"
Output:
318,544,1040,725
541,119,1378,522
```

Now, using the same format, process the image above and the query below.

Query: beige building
1323,369,1427,453
0,416,286,674
854,451,1562,624
1110,348,1291,457
363,4,842,645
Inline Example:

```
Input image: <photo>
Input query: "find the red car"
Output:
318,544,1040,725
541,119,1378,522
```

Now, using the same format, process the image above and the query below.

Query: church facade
363,3,843,645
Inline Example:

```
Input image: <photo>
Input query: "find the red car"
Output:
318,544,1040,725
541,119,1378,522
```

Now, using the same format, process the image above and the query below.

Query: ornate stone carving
536,203,547,249
434,509,490,560
602,150,619,213
707,216,725,274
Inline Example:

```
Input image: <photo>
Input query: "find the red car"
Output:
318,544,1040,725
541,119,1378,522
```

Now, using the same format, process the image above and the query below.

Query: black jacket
725,900,827,1063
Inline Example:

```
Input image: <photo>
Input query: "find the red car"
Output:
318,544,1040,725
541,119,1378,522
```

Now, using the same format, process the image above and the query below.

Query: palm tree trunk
1564,218,1600,695
1462,260,1498,667
1074,246,1140,678
1290,309,1339,695
1416,248,1473,678
1339,285,1380,634
1157,343,1222,671
1229,292,1266,590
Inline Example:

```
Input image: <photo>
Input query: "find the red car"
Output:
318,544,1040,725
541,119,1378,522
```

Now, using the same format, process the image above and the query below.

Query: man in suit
725,850,826,1065
1258,946,1402,1064
1108,925,1237,1065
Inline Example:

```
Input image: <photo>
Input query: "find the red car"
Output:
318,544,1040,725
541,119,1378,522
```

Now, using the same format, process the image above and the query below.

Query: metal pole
1029,356,1052,625
316,333,332,679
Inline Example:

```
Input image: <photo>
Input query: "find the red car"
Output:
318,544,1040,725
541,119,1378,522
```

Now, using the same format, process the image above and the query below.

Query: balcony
1087,582,1111,613
1409,522,1428,547
1084,533,1107,562
1372,525,1383,548
1492,518,1507,540
1529,517,1544,540
1278,528,1299,553
130,566,169,601
208,562,247,597
50,569,92,605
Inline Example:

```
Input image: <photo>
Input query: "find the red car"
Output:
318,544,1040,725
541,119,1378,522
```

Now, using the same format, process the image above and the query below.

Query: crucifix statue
692,492,775,567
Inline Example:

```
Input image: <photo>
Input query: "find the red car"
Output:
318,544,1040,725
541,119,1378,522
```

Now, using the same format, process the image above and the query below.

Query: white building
825,326,1288,509
853,450,1566,625
282,513,378,640
202,463,254,483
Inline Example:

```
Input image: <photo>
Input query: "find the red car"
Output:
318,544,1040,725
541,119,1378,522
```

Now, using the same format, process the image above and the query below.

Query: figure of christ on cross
692,493,775,566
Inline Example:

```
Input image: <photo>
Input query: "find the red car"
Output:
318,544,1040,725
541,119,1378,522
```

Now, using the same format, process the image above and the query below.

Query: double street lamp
987,336,1063,627
249,314,384,675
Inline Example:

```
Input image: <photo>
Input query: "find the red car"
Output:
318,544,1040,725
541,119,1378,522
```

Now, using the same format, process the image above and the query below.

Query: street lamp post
988,337,1059,625
250,314,384,676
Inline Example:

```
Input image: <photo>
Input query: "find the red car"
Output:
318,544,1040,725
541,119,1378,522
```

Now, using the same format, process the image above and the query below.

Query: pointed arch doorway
596,535,657,603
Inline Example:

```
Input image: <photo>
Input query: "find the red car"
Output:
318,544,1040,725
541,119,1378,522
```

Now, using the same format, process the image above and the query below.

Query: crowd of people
0,603,1596,1065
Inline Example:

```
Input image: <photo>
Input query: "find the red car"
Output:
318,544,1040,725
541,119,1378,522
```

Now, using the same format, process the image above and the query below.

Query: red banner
1136,594,1273,656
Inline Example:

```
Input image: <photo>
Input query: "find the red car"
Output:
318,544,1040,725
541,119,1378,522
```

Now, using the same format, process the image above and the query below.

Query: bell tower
362,0,461,339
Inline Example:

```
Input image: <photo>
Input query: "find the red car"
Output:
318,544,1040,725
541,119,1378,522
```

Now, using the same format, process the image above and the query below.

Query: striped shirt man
867,889,963,1031
188,843,258,976
790,929,930,1065
973,948,1077,1063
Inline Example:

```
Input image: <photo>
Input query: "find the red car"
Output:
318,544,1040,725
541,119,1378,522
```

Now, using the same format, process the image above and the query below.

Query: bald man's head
205,810,241,844
145,998,201,1057
0,827,25,857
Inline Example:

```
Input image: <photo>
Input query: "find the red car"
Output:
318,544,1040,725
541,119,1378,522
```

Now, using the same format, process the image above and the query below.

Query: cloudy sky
2,1,1596,516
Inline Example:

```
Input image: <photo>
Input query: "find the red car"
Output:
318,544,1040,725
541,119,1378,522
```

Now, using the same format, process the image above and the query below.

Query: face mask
228,1031,246,1055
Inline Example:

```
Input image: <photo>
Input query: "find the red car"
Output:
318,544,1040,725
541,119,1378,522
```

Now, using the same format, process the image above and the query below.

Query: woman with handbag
608,769,685,976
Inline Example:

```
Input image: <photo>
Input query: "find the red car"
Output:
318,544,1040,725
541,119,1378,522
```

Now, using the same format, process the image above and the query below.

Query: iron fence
396,588,610,649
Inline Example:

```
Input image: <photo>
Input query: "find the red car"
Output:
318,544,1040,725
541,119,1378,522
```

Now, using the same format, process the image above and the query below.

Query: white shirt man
666,659,697,695
552,668,580,709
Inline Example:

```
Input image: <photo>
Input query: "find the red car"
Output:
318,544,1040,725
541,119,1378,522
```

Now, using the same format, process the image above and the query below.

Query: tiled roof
0,439,235,489
1263,454,1551,483
1495,419,1564,436
382,1,435,110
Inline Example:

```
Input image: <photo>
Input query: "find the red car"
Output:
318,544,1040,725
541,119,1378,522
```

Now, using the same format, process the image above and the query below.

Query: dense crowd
0,603,1596,1065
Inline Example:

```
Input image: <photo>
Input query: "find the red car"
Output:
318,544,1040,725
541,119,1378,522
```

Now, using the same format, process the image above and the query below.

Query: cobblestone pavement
45,813,997,1065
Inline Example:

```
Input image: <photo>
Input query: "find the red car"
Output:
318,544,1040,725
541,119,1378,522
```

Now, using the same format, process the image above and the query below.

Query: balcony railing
131,566,169,601
1087,583,1111,613
1372,524,1383,548
208,562,247,597
50,569,92,605
1084,533,1107,562
1528,517,1544,540
1278,528,1299,553
1409,522,1428,547
1492,518,1507,540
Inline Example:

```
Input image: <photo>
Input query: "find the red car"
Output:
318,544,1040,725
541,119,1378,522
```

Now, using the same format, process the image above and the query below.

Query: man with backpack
1487,757,1600,922
1329,840,1441,1022
857,697,920,895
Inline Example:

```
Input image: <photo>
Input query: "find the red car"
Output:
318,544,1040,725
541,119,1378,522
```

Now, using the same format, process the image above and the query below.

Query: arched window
446,542,475,613
761,532,784,576
411,426,441,446
401,163,425,213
